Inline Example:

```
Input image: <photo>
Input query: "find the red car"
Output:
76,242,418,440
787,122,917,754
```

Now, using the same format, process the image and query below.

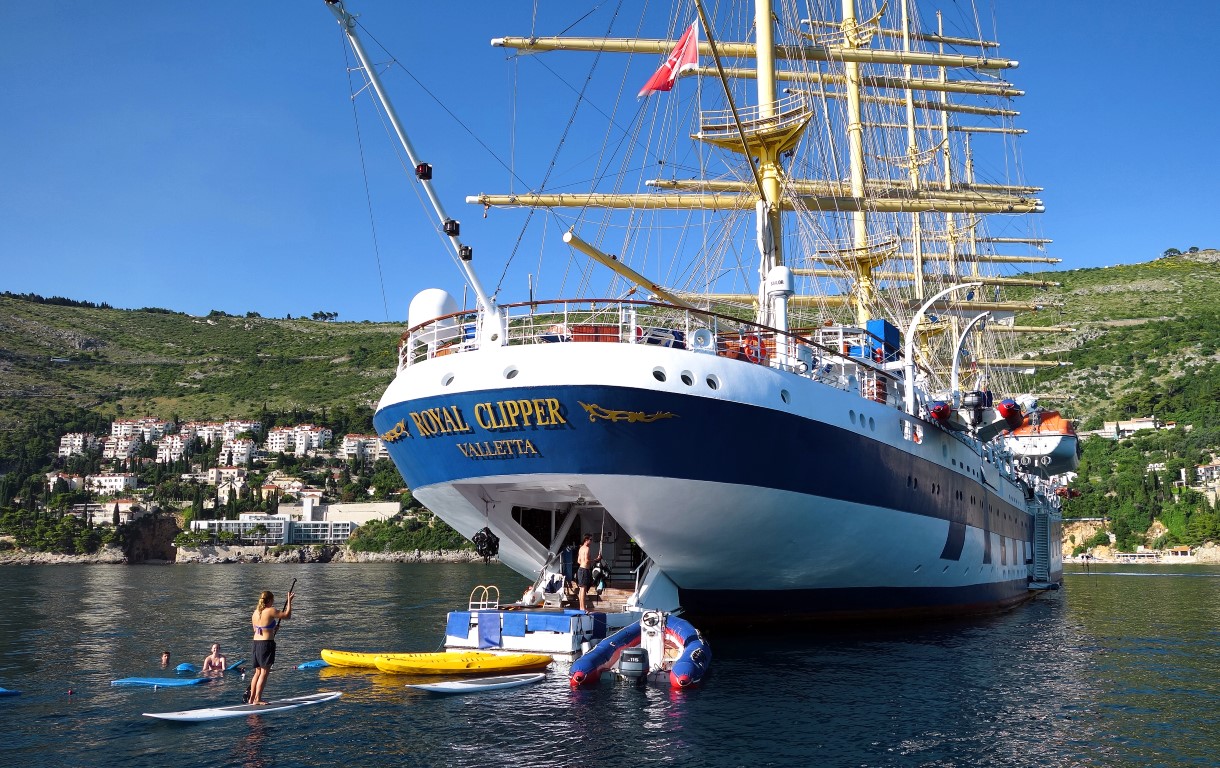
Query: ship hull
373,342,1059,621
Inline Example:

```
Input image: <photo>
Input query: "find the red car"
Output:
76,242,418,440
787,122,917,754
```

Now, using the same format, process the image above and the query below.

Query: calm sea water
1,562,1218,767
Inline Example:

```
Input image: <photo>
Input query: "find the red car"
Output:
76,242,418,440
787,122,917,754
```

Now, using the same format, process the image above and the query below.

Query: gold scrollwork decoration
380,419,411,442
578,402,677,424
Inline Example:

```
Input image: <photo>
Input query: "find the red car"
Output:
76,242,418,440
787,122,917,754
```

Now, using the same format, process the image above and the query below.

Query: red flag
637,22,699,98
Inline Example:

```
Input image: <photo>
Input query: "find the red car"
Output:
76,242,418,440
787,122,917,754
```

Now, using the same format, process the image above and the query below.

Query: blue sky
2,2,1216,322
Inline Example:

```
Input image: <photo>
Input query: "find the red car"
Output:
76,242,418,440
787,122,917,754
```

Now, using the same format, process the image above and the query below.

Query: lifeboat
1002,410,1081,475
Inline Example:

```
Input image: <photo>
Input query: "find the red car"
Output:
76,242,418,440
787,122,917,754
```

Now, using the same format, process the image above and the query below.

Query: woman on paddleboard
248,589,293,705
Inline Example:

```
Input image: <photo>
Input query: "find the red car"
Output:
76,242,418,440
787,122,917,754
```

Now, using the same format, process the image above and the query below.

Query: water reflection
4,563,1220,767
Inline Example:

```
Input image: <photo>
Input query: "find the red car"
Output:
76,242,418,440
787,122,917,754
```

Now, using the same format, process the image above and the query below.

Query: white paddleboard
407,672,545,694
143,691,341,721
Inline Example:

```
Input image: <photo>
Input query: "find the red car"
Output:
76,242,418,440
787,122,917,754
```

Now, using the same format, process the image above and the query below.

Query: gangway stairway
1028,504,1057,590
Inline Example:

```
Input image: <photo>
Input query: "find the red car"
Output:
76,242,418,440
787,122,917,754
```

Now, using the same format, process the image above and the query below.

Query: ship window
706,374,720,390
652,368,667,382
441,373,455,387
680,371,694,386
849,410,857,424
504,367,519,379
868,417,875,430
780,389,790,404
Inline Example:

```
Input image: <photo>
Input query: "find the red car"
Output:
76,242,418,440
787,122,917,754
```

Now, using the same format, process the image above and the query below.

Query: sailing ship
323,0,1067,622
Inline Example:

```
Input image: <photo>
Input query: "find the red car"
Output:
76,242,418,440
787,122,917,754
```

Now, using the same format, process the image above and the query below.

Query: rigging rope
338,26,391,322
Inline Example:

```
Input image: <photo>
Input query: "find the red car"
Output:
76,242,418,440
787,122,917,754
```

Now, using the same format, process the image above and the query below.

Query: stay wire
339,27,392,322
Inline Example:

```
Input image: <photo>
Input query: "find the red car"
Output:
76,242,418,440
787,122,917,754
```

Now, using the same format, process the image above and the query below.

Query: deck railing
398,299,905,408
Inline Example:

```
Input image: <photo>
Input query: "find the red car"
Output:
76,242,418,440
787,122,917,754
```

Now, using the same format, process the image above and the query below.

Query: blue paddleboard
296,659,329,669
112,677,210,687
176,660,246,674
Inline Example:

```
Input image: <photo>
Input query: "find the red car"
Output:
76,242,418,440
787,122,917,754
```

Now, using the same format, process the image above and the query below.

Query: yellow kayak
373,652,553,675
320,649,420,668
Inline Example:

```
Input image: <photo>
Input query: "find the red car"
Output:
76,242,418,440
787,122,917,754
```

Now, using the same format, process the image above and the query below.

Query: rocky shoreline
0,545,489,566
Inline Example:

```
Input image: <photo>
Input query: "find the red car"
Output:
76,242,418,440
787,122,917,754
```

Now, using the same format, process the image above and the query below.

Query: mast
842,0,873,325
324,0,502,335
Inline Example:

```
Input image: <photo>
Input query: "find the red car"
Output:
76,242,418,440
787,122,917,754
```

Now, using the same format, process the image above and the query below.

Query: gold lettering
517,400,535,427
456,443,472,457
547,398,566,425
441,407,460,434
502,400,522,428
523,439,537,455
409,412,431,437
448,406,472,433
532,399,550,426
473,403,492,430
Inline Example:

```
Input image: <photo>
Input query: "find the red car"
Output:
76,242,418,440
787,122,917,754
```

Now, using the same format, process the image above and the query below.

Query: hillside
1005,249,1220,428
2,249,1218,438
0,297,402,430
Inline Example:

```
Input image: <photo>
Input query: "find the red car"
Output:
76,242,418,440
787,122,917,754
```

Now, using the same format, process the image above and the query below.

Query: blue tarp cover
476,612,502,649
502,612,527,637
446,611,471,638
526,613,574,633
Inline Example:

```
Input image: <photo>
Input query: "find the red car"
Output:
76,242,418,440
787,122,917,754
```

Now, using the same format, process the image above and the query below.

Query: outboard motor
615,647,649,685
960,390,986,427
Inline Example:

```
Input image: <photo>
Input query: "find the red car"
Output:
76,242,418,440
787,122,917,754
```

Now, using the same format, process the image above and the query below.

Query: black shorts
252,639,276,670
576,567,593,588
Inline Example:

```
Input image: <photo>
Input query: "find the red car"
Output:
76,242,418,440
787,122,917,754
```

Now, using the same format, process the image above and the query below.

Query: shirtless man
576,534,594,611
201,643,227,676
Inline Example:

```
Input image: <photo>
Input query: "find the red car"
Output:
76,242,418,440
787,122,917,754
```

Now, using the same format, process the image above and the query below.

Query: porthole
441,373,455,387
680,371,694,386
780,389,790,404
504,366,519,380
705,375,720,390
652,368,667,382
913,477,919,489
849,410,857,424
868,417,875,430
913,565,922,573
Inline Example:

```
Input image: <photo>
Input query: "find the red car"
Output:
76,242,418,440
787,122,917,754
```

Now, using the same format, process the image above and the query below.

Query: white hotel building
156,434,188,463
58,432,100,458
102,435,142,460
87,473,138,494
218,439,256,466
342,434,388,463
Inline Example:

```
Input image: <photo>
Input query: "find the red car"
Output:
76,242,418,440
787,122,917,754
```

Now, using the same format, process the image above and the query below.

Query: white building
111,418,171,442
58,432,100,457
87,473,138,495
156,434,188,464
190,512,356,545
342,434,387,463
218,439,255,466
266,427,295,454
184,422,226,445
206,466,248,486
46,472,85,492
293,425,332,456
102,435,142,460
223,420,262,441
